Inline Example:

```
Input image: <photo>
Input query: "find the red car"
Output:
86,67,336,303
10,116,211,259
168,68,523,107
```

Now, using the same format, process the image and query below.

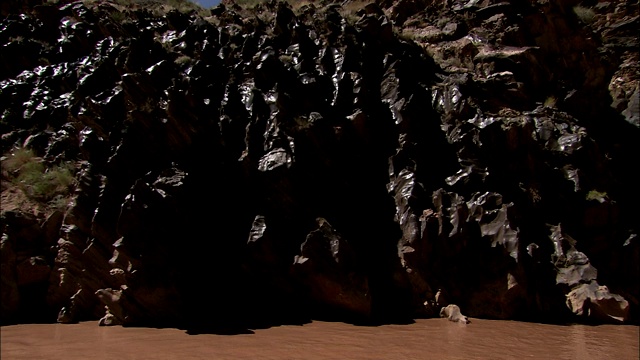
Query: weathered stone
440,304,470,324
566,281,629,323
98,306,122,326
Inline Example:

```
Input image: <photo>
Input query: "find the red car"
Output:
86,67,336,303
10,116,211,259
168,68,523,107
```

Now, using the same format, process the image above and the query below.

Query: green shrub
23,163,75,201
109,10,126,23
104,0,203,14
174,55,192,65
573,5,596,24
544,96,557,108
231,0,268,9
166,0,202,13
2,147,36,173
586,190,607,202
2,147,76,207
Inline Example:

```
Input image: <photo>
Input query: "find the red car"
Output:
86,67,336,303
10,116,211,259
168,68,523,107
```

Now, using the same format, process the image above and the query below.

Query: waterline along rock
1,0,638,327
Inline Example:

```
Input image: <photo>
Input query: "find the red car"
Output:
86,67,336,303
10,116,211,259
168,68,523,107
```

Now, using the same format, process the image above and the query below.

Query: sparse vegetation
220,0,373,18
399,28,417,42
586,190,608,202
79,0,207,15
1,147,76,210
436,17,449,28
338,0,374,24
165,0,203,13
109,9,127,23
231,0,267,8
2,147,36,172
544,96,557,108
278,54,293,64
573,5,596,24
174,55,193,65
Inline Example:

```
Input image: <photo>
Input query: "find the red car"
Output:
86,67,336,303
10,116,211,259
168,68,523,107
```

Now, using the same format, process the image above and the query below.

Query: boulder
440,304,470,324
566,281,630,323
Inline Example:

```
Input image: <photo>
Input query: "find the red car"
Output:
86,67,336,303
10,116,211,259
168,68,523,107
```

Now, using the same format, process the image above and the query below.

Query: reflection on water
1,318,638,360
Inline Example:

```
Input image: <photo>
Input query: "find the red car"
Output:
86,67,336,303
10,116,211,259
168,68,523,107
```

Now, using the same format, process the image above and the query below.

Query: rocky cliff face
1,0,638,328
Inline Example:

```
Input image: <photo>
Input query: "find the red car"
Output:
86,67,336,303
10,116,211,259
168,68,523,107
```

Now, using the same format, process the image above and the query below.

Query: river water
1,318,638,359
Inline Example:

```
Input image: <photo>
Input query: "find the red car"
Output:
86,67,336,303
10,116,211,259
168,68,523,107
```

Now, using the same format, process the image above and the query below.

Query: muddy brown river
1,318,638,359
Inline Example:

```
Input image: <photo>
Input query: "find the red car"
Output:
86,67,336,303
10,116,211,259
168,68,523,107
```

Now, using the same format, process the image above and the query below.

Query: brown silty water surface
1,319,638,360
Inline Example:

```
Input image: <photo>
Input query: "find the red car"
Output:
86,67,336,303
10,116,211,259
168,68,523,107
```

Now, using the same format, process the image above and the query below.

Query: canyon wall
1,0,638,327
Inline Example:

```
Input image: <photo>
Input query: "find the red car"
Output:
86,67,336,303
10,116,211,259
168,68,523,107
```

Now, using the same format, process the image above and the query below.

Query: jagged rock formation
1,0,638,328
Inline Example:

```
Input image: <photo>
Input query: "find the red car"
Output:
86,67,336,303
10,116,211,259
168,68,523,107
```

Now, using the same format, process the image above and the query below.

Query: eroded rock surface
440,304,470,324
1,0,638,327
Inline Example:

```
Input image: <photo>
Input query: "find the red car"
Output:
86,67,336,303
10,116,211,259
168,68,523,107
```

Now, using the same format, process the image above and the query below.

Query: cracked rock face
1,0,638,327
